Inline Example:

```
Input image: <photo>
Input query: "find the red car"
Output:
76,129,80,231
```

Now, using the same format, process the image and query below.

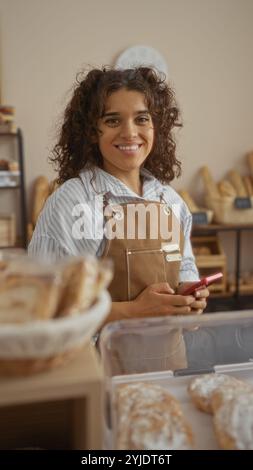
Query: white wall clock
115,45,168,78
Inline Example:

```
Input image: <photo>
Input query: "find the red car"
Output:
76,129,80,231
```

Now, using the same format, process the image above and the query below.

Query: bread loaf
188,373,244,414
218,180,237,198
247,152,253,176
228,170,247,197
0,273,60,323
32,176,50,226
56,258,99,316
211,380,253,412
200,167,220,198
116,382,194,450
178,190,199,212
243,176,253,197
213,392,253,449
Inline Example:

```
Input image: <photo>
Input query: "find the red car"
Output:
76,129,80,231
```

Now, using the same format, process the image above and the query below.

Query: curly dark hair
50,66,182,185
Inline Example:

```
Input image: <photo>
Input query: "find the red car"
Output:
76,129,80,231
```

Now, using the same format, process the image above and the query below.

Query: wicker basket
0,290,111,376
205,196,253,224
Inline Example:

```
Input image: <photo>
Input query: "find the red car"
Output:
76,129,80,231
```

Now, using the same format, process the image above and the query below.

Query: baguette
32,176,50,226
228,170,247,197
200,166,220,198
178,190,199,212
247,152,253,176
218,180,237,198
243,176,253,197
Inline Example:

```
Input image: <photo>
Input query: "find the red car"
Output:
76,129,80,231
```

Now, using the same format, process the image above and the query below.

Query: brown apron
101,194,187,374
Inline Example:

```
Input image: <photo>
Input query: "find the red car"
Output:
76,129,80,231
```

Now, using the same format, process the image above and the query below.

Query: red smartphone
181,272,223,295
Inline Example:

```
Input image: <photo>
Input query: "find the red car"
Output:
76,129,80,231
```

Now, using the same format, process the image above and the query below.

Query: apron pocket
126,248,167,301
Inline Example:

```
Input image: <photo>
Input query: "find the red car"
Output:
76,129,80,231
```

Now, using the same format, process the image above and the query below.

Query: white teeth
117,145,139,151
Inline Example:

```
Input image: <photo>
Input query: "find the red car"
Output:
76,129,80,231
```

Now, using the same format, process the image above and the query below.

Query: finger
190,308,203,315
191,299,207,310
163,294,195,306
195,288,209,299
169,305,193,315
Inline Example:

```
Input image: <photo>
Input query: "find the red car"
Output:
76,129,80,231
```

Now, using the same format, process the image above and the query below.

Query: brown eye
104,118,120,127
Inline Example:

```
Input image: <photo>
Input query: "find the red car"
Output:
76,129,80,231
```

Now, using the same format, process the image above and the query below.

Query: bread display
115,382,194,450
213,392,253,449
188,373,244,414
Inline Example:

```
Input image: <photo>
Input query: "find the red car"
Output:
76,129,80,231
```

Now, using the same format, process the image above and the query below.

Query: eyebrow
102,110,150,118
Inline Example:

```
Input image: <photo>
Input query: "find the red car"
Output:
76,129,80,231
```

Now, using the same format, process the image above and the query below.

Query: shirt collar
79,166,163,199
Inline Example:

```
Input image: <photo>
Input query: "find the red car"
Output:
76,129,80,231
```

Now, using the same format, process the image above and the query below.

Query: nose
119,120,138,139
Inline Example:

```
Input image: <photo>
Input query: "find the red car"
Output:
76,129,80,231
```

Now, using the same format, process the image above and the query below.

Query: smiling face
97,88,154,181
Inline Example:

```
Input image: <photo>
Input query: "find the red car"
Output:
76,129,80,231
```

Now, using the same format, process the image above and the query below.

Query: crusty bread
228,170,247,197
247,152,253,176
56,258,99,317
116,382,194,450
0,274,60,323
188,373,244,414
178,190,199,212
213,392,253,449
211,380,252,412
200,167,220,198
218,180,237,198
243,176,253,197
32,176,50,226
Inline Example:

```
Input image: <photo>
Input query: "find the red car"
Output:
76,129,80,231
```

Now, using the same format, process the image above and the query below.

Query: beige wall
0,0,253,276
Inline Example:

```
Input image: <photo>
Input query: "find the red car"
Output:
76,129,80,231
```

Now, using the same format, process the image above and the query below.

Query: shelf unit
192,223,253,312
0,129,27,248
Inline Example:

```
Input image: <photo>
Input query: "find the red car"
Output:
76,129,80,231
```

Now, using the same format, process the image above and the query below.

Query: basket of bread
0,253,112,376
178,190,213,224
200,153,253,224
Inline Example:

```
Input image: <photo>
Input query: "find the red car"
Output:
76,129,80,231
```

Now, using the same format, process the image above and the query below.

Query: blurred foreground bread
0,273,60,323
0,255,112,323
56,257,112,317
213,392,253,449
116,382,193,450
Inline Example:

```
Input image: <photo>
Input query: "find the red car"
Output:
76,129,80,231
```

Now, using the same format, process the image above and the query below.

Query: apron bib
102,195,187,374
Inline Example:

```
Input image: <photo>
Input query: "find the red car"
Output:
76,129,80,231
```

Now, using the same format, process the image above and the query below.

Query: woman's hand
177,282,209,314
132,282,195,318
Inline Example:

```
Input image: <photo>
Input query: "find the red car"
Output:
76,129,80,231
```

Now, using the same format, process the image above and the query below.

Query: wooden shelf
193,223,253,232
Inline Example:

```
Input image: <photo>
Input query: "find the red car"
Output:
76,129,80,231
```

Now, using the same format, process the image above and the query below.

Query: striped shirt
28,167,199,282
